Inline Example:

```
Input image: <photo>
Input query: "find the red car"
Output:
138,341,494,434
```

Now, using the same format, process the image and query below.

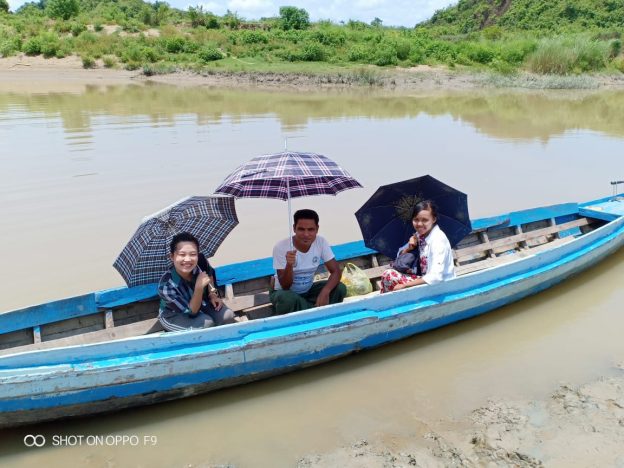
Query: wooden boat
1,194,623,428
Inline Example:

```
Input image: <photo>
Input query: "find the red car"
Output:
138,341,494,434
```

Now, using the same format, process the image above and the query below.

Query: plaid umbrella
214,151,362,244
355,175,472,258
113,195,238,287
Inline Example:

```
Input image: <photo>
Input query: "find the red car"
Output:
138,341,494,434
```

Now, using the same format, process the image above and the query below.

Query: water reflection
2,85,624,141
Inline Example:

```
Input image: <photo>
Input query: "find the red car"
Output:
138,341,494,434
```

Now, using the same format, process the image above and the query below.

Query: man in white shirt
270,209,346,314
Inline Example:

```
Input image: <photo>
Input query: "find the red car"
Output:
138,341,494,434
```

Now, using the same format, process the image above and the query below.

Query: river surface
0,84,623,467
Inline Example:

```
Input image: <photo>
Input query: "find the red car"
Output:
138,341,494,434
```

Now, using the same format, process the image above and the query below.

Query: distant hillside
426,0,624,33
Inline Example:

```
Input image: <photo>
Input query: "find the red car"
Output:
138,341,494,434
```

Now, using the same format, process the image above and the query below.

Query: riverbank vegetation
1,0,623,78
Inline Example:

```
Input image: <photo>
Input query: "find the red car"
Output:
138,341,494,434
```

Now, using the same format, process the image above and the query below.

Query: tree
46,0,79,20
0,0,8,13
279,6,309,30
371,17,383,27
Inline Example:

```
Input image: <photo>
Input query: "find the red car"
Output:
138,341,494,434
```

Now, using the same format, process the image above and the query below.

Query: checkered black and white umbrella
113,195,238,287
214,151,361,246
214,151,362,200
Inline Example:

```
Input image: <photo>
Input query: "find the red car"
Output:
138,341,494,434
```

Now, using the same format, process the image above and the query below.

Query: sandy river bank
3,54,624,94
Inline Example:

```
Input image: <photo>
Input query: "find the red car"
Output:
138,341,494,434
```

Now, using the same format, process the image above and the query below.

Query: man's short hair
170,232,200,254
293,209,319,226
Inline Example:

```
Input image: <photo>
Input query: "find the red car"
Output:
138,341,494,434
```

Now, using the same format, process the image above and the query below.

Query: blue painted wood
0,294,97,335
0,210,622,426
470,215,510,231
502,203,579,229
95,284,158,309
579,196,624,221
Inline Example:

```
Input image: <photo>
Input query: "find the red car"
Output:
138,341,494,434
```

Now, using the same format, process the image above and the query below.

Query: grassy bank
1,0,623,80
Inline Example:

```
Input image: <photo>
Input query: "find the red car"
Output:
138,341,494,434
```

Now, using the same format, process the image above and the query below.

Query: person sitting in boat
158,232,236,331
270,209,347,314
380,200,455,293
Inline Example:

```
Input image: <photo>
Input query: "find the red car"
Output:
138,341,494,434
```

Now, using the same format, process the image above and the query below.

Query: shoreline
299,358,624,467
2,55,624,94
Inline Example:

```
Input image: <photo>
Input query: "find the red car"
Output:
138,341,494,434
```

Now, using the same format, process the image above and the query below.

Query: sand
3,54,624,95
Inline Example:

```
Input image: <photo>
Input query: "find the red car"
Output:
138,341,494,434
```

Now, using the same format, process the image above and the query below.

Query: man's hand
315,289,330,307
285,250,296,267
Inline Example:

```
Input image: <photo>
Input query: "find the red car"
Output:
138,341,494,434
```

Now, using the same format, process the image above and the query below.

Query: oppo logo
23,434,46,447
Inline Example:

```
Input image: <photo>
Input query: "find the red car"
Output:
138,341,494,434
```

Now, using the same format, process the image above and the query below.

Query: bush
482,26,503,41
70,22,86,37
0,37,21,57
373,43,398,66
279,6,309,30
197,45,222,62
311,28,346,46
122,44,144,63
143,62,177,75
143,47,161,62
46,0,79,20
81,55,96,68
462,42,496,64
0,0,8,13
609,39,621,58
39,32,61,58
348,44,372,62
163,36,186,53
240,30,268,45
613,57,624,73
22,37,42,55
102,55,116,68
299,41,325,61
498,39,537,64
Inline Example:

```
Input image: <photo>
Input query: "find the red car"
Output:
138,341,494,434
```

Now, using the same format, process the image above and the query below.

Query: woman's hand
195,271,211,291
209,293,224,310
393,283,407,291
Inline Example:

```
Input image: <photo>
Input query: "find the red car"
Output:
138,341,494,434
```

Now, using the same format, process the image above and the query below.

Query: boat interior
0,207,611,357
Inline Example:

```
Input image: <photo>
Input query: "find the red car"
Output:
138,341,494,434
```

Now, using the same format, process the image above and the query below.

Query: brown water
1,84,623,466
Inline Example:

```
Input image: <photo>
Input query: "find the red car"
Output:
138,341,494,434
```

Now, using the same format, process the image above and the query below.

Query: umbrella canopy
214,151,362,200
113,195,238,287
355,175,472,259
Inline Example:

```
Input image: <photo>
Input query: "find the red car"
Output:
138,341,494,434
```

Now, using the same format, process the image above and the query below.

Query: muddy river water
0,84,623,466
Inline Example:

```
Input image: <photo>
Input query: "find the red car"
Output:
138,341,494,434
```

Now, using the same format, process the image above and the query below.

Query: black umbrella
355,175,472,258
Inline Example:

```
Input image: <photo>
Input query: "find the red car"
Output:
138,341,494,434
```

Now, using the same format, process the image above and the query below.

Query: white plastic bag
341,263,373,297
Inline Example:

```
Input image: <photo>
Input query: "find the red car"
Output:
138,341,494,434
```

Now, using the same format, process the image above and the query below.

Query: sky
7,0,457,28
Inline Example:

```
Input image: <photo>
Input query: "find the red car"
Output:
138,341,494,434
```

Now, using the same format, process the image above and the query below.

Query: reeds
527,37,610,75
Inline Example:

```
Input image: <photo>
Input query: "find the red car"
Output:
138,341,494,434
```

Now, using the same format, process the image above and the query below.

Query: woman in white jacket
380,200,455,293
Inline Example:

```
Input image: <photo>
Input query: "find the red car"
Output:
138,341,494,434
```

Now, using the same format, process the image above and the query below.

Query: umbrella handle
287,177,293,251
